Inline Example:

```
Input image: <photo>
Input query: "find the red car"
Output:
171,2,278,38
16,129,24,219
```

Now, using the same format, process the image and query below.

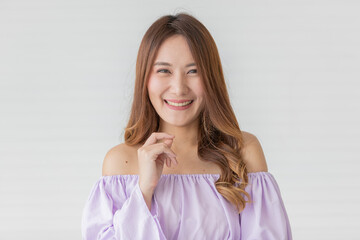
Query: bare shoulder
240,131,269,173
102,143,140,176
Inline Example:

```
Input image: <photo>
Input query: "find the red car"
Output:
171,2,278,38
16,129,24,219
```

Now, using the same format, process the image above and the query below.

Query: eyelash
157,69,197,74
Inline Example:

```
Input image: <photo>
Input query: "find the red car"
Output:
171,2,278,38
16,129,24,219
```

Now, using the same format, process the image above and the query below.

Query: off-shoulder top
81,171,292,239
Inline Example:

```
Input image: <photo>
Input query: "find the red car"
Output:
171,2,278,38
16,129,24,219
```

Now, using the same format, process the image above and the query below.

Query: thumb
163,138,173,147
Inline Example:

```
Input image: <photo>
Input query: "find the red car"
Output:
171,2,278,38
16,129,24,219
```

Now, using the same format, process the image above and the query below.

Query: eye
188,69,197,74
157,69,171,74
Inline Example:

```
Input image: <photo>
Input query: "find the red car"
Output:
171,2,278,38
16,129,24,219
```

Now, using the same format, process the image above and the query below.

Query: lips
164,99,193,103
164,99,194,110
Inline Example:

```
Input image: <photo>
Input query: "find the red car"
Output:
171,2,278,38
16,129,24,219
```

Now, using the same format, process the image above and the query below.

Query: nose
171,72,189,95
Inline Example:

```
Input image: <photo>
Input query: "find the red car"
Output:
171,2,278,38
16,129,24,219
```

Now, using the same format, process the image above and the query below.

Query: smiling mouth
164,99,194,106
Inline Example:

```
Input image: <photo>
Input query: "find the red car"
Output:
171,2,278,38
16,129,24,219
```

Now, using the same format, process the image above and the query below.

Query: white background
1,0,359,239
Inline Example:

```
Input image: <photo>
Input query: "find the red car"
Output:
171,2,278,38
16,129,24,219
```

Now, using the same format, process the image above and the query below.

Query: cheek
191,80,205,98
147,76,165,93
147,77,161,98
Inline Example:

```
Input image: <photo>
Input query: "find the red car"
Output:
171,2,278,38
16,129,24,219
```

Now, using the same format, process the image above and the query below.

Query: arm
239,172,293,240
102,143,155,211
239,132,292,239
81,145,167,240
240,131,268,173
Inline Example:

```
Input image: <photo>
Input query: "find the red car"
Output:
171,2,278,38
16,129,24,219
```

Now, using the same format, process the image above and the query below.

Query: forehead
154,35,195,62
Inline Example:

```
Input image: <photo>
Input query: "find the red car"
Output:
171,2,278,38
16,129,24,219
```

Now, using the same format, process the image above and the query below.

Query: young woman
81,13,293,240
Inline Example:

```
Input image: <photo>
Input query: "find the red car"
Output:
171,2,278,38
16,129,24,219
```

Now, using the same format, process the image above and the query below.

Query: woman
81,12,293,240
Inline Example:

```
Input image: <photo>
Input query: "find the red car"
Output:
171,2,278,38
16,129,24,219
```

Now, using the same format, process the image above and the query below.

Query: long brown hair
124,12,252,213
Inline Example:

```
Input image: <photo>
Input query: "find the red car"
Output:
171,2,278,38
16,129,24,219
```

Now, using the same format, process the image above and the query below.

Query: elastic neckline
162,173,220,177
101,171,269,178
102,173,221,178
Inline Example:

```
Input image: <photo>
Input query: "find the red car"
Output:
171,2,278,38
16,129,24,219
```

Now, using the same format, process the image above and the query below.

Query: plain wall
1,0,359,239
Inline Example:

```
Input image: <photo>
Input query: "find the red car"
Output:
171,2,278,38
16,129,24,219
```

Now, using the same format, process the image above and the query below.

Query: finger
163,138,174,147
143,132,175,147
157,153,165,164
167,157,174,167
153,142,177,157
143,142,176,163
172,156,178,166
164,157,168,167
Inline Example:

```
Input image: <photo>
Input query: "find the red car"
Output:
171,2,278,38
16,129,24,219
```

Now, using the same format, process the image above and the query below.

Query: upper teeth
166,100,192,106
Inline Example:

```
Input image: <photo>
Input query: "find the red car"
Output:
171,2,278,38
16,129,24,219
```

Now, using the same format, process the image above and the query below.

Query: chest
151,177,240,239
162,157,222,175
129,145,222,175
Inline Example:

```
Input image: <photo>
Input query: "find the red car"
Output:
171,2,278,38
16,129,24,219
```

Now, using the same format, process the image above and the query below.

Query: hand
137,132,178,193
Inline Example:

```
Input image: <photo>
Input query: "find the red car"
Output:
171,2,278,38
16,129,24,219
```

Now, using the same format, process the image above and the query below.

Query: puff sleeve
239,172,293,240
81,175,167,240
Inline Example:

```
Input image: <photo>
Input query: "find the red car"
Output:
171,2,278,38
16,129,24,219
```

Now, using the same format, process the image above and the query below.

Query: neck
158,119,199,155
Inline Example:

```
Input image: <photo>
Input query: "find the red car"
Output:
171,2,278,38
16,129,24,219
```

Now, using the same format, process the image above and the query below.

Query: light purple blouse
81,171,292,240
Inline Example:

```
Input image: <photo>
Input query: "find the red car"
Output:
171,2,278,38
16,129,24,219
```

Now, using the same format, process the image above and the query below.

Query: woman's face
147,34,205,127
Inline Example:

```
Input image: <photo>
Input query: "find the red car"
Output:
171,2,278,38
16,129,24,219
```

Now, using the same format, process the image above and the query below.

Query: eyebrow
153,62,196,67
